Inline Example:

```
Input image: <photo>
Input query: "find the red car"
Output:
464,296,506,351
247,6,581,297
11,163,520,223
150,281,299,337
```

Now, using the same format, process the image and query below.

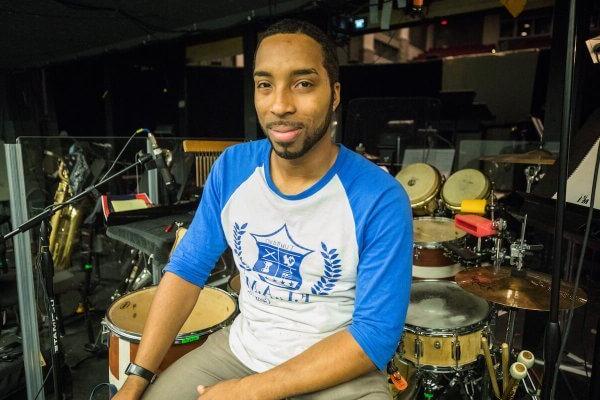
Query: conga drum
104,286,237,389
395,163,441,215
441,169,490,213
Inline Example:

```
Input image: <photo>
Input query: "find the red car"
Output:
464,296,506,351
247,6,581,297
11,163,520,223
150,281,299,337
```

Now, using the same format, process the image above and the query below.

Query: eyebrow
253,68,319,78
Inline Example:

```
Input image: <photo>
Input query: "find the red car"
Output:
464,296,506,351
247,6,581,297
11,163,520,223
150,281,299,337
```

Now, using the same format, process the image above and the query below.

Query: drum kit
99,149,583,399
389,152,588,399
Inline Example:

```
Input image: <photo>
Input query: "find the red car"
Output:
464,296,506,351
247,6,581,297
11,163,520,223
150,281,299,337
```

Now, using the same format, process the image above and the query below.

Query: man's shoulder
338,147,407,202
219,139,269,169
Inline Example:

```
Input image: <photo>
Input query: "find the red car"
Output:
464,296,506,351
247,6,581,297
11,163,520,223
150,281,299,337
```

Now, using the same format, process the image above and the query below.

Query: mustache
265,120,305,130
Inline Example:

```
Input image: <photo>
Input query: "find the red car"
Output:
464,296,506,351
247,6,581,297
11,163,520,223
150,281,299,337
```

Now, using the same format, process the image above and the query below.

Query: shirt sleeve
347,184,413,371
163,154,228,287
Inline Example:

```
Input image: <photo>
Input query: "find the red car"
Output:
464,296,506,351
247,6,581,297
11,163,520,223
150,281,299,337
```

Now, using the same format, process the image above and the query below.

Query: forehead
254,33,325,73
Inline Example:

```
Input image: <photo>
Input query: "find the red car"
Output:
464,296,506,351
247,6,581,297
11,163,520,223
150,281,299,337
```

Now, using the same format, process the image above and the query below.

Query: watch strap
125,362,157,383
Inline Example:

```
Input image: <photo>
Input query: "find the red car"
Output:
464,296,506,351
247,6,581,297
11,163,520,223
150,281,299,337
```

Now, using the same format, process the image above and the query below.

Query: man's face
254,33,340,159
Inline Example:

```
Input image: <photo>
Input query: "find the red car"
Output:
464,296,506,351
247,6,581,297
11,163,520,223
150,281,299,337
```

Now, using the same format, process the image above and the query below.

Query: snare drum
396,163,441,215
412,217,465,279
104,286,237,389
398,280,491,371
441,169,490,212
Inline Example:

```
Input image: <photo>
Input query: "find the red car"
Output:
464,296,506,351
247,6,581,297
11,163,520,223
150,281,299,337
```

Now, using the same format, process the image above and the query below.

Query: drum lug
414,338,423,364
452,336,461,368
397,337,405,357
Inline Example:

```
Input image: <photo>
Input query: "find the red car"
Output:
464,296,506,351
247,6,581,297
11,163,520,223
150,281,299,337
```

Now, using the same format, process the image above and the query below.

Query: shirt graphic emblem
251,224,313,290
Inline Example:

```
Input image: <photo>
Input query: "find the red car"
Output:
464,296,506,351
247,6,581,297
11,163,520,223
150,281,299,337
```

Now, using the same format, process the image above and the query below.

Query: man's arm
115,272,202,399
244,329,374,399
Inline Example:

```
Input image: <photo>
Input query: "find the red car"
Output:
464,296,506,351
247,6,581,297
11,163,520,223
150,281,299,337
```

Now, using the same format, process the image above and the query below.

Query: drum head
442,169,490,208
405,280,489,331
106,286,237,338
413,217,466,247
395,164,440,206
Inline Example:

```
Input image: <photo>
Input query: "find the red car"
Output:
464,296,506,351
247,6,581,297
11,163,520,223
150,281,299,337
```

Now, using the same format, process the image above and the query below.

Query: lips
268,125,302,143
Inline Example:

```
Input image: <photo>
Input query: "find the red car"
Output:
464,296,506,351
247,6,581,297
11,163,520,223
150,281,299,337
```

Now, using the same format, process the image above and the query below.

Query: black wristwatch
125,363,157,384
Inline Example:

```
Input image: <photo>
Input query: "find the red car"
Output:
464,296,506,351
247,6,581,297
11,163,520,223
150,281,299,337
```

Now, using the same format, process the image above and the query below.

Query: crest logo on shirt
250,224,313,290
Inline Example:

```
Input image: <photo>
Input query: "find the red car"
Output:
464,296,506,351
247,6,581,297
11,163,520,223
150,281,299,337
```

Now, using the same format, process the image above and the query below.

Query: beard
263,99,334,160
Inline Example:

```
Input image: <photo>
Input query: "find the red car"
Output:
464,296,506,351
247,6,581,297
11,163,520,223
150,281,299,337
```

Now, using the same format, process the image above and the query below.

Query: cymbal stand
505,179,543,349
524,165,543,194
491,218,507,274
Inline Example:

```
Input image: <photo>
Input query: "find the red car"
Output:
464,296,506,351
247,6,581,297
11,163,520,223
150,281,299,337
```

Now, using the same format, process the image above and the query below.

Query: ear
332,82,341,111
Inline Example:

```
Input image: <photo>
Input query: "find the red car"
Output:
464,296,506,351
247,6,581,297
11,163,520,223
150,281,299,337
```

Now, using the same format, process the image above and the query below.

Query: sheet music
553,138,600,210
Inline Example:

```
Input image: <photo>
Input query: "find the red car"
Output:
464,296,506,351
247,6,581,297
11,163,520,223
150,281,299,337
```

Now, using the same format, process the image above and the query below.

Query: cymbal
455,266,587,311
480,149,557,165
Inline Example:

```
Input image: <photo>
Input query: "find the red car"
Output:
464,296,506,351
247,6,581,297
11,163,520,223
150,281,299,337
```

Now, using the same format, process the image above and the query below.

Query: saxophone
49,158,85,270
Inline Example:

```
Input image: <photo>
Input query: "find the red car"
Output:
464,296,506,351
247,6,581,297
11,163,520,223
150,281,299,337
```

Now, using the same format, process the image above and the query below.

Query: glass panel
14,136,158,274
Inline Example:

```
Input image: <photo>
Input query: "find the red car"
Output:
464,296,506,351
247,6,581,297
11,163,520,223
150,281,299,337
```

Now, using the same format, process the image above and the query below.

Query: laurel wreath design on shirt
233,222,251,270
311,242,342,295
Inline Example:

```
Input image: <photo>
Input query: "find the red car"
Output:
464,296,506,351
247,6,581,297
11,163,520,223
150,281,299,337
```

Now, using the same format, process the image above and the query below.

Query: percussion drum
441,169,490,212
398,280,491,371
395,163,441,215
412,217,465,279
227,273,241,296
104,286,237,389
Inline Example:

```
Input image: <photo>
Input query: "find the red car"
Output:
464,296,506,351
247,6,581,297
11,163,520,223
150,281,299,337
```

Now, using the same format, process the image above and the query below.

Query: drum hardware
131,255,153,292
415,338,423,366
491,219,507,272
451,334,461,368
488,188,499,221
524,166,544,194
111,249,141,302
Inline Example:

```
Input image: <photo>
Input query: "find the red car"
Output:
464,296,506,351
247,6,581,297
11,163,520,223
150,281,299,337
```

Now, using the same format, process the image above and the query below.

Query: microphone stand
1,152,154,400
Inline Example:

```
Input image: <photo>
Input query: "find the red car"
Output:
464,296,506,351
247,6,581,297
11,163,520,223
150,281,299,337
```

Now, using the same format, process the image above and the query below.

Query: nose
270,87,296,117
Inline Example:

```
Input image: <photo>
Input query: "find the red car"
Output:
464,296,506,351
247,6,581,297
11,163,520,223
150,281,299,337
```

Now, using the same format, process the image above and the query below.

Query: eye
256,81,271,89
295,81,313,89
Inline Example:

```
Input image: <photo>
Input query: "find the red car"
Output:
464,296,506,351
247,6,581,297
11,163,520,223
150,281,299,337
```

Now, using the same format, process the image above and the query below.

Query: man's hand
196,378,263,400
111,376,149,400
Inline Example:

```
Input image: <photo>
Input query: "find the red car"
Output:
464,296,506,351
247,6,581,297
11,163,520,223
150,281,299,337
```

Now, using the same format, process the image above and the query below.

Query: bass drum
441,169,490,212
398,280,491,371
395,163,441,215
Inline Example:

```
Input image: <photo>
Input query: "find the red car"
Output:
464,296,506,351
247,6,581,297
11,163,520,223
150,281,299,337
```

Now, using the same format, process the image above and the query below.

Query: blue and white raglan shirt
165,139,412,373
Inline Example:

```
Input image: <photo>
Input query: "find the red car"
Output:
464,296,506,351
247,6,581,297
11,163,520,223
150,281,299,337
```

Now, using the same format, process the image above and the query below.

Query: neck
269,134,339,195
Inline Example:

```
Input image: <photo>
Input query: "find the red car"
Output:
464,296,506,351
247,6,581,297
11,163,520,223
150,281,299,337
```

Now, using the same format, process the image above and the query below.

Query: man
114,19,412,400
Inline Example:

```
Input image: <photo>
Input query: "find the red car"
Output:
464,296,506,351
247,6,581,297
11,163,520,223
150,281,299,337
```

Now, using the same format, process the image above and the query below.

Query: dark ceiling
1,0,352,70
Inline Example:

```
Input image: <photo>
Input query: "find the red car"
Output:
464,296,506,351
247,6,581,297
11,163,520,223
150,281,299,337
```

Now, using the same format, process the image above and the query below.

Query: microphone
147,133,180,197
